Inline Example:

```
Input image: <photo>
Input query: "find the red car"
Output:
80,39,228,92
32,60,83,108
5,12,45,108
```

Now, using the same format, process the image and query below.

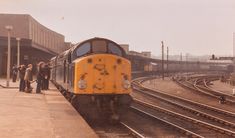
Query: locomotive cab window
108,43,122,56
76,42,91,57
92,40,107,53
72,39,126,61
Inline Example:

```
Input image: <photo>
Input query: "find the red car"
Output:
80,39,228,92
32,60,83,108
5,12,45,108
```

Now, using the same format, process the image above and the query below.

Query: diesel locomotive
50,37,132,119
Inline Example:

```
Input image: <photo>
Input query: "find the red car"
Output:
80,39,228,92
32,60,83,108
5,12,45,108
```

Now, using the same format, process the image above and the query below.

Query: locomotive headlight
78,79,87,89
123,80,131,89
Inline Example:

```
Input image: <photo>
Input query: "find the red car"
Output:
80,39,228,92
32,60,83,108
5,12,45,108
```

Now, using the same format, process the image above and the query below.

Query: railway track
202,78,235,102
174,76,219,98
132,99,235,137
91,122,146,138
175,75,235,104
120,122,145,138
91,106,189,138
129,104,205,138
92,122,139,138
132,77,235,137
132,77,235,118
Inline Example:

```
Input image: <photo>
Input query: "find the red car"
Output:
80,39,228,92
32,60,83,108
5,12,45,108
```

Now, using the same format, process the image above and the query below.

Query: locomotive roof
70,37,124,53
56,37,126,60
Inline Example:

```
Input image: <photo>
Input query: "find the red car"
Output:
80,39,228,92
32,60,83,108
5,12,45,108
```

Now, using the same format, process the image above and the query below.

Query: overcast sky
1,0,235,56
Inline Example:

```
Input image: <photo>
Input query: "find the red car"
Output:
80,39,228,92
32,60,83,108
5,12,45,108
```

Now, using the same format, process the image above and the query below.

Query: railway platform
0,78,97,138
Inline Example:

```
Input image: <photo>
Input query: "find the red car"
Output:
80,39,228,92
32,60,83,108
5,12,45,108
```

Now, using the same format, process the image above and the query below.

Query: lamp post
5,25,13,87
167,47,169,76
233,32,235,72
161,41,164,80
16,37,21,81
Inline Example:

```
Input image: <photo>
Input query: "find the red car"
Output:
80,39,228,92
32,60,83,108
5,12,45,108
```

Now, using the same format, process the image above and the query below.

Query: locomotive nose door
92,40,109,94
93,57,106,93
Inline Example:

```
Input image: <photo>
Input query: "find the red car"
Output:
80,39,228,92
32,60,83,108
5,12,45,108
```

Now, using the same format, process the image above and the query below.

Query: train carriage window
92,40,107,53
108,43,122,56
76,42,91,57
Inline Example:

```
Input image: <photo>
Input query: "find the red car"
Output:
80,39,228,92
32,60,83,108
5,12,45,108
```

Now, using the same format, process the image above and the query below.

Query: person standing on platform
18,65,26,92
41,64,46,90
36,62,45,94
12,64,18,82
24,64,33,93
43,63,51,90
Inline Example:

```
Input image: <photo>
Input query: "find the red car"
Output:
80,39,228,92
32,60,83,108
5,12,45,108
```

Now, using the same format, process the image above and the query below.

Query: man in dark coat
36,62,45,93
18,65,26,92
43,63,51,90
12,64,18,82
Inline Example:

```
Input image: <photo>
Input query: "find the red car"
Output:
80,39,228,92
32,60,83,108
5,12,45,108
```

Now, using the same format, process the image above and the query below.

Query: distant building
128,50,152,58
218,57,234,60
141,51,151,58
129,51,143,57
207,59,233,64
208,56,234,64
0,14,70,76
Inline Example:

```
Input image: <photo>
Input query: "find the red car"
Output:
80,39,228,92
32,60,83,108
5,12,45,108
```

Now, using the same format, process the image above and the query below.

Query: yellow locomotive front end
67,38,132,120
74,54,131,95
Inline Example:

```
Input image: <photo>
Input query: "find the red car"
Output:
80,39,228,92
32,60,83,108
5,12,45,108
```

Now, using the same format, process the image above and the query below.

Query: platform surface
0,79,97,138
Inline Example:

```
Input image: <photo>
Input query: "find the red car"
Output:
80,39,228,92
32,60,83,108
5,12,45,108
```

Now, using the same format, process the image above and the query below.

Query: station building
0,14,70,76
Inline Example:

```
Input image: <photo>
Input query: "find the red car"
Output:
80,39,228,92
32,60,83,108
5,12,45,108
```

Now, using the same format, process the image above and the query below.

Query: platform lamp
5,25,13,87
16,37,21,81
